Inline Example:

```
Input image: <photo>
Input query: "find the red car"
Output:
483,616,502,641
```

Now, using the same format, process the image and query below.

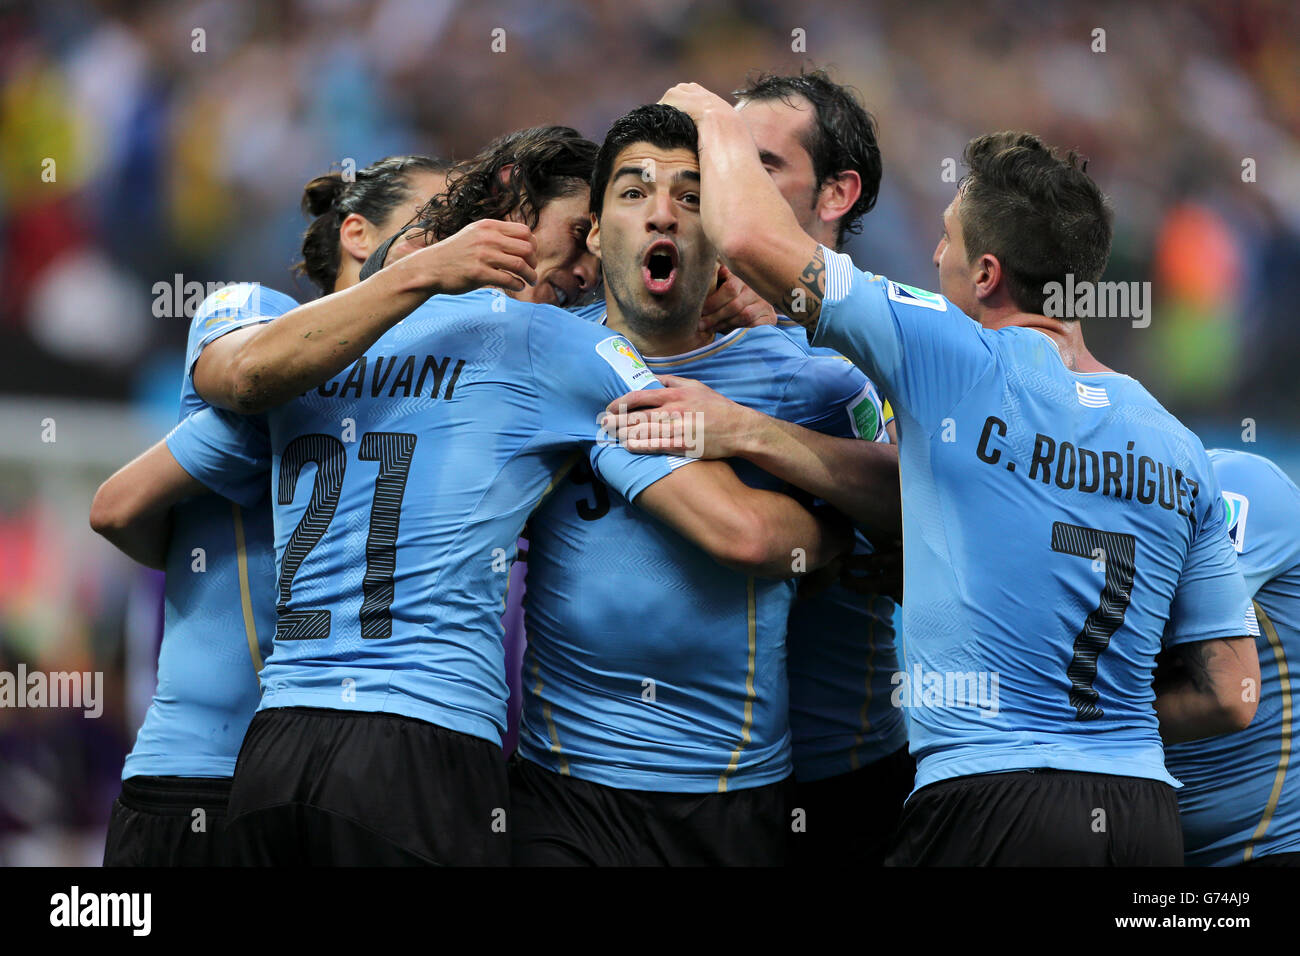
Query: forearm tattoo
777,246,826,333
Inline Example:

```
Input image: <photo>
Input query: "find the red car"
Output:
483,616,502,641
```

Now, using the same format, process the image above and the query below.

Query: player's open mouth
549,282,569,307
642,240,679,295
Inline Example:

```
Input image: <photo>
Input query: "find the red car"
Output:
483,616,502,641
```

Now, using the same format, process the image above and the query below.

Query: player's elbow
89,480,134,541
1214,677,1258,733
701,504,784,575
225,353,271,415
1219,635,1262,731
718,535,778,576
1225,693,1257,733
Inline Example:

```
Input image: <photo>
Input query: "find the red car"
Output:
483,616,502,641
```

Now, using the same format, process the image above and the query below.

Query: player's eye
620,187,644,200
680,192,700,206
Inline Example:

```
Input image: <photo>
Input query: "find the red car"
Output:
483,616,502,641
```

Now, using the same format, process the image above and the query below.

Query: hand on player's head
659,83,732,123
420,219,538,295
382,223,435,267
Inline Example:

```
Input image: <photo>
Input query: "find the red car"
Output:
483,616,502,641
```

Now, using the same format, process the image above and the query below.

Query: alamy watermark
152,275,260,319
0,665,103,718
50,886,150,936
891,665,1000,718
1043,275,1152,329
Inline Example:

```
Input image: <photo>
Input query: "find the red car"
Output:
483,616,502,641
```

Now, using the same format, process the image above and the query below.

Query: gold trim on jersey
530,657,570,776
718,576,759,792
1243,602,1291,863
646,329,750,369
231,503,264,674
849,616,879,772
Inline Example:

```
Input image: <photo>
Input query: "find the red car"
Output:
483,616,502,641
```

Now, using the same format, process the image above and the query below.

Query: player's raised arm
194,218,538,413
659,83,826,332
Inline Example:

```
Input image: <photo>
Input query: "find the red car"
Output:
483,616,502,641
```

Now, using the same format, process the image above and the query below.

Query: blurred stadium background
1,0,1297,864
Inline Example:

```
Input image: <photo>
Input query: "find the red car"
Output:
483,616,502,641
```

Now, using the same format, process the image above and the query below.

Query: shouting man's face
589,144,719,340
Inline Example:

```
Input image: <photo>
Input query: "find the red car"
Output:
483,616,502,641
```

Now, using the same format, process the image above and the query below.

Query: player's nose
573,249,599,291
645,191,677,233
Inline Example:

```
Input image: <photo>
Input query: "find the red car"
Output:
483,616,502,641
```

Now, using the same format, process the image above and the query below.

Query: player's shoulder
1209,448,1300,506
190,282,298,331
566,299,608,324
422,286,531,319
186,283,300,363
735,322,814,357
771,319,866,366
526,302,656,389
737,325,864,385
529,300,628,346
1124,377,1210,449
822,247,954,312
1208,449,1300,574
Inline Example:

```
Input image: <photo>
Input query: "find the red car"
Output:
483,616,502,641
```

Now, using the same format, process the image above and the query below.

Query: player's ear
974,252,1002,303
495,163,516,194
817,170,861,226
338,212,374,264
587,212,602,257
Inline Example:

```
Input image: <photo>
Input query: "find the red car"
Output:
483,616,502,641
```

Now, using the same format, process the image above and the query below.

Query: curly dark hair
733,68,882,249
294,155,447,294
958,131,1113,317
416,126,598,242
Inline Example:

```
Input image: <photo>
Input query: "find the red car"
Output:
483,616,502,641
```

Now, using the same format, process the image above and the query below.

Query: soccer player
165,125,849,866
657,82,1259,865
733,70,911,865
606,73,911,865
90,155,448,865
509,104,891,866
1165,449,1300,866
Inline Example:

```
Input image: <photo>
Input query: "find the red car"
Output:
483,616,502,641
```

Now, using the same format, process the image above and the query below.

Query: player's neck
807,219,838,252
982,308,1115,374
604,299,714,359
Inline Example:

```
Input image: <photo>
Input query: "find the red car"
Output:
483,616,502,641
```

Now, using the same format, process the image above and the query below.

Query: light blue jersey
1166,450,1300,865
520,317,879,791
811,247,1251,791
170,289,679,747
123,283,295,779
787,575,906,781
773,320,907,781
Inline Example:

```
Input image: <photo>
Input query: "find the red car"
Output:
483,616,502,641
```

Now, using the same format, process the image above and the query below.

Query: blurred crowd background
1,0,1297,863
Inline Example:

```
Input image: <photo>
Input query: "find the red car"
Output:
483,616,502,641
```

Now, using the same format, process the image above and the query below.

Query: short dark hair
418,126,597,242
590,104,698,219
296,155,447,294
734,68,881,248
958,131,1113,317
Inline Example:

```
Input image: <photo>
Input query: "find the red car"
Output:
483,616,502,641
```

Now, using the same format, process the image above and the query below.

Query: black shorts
508,755,789,866
886,768,1183,866
226,706,509,866
786,744,915,867
102,775,233,867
